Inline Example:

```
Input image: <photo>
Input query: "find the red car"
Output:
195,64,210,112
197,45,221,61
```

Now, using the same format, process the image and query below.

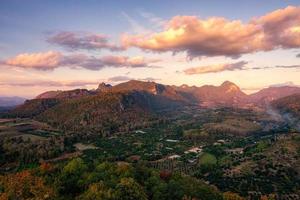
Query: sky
0,0,300,98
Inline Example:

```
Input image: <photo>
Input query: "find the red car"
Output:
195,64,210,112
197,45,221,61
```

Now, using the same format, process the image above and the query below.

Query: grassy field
0,118,60,139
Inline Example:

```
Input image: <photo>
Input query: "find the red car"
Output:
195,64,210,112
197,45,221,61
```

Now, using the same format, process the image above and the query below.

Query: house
135,130,146,134
166,139,179,143
184,147,202,154
187,159,197,164
168,154,181,159
217,139,226,144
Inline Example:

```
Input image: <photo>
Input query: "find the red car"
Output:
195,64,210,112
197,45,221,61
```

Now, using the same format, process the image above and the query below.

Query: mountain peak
221,81,237,87
180,84,189,88
97,82,112,92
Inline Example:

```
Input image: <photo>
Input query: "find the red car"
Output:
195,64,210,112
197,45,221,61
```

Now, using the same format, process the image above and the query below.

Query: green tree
115,178,147,200
77,182,115,200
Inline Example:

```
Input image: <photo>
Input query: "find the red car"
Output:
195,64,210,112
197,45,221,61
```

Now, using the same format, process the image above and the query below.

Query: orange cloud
3,51,159,70
184,61,248,75
122,6,300,58
5,51,62,70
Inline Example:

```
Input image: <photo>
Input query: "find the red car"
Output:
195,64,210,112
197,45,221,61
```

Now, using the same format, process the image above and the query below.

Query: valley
1,80,300,199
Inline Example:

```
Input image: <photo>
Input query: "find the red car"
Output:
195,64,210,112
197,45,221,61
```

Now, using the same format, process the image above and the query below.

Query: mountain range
34,80,300,107
7,80,300,133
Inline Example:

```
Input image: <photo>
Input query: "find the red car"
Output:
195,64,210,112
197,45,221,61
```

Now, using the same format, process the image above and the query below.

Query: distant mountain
249,86,300,105
182,81,247,107
0,96,26,107
271,94,300,130
272,94,300,118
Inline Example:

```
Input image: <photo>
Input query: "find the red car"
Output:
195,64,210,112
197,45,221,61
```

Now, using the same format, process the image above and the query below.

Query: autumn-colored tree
223,191,245,200
77,182,115,200
40,162,54,174
159,170,172,180
0,170,55,200
260,194,276,200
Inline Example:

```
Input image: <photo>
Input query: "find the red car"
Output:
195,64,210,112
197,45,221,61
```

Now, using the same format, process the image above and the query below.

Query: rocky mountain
111,80,197,104
11,90,184,134
14,80,300,112
271,94,300,130
272,94,300,118
96,82,112,92
8,80,300,133
36,89,95,99
176,81,248,107
249,86,300,105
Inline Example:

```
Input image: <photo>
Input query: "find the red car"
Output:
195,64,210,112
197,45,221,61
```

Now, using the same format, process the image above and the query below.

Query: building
168,154,181,159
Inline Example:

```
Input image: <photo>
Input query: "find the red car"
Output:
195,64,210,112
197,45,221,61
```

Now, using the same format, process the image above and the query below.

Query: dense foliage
0,159,223,200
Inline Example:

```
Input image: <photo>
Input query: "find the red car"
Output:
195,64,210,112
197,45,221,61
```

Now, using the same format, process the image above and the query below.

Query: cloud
122,6,300,58
47,31,124,51
4,51,62,70
139,77,161,82
184,61,248,75
274,64,300,69
246,64,300,71
0,79,99,87
269,81,297,87
108,75,160,83
108,76,131,82
2,51,159,71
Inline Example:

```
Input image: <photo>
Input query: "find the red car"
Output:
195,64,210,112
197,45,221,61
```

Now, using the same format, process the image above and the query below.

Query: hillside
249,86,300,105
10,90,186,134
111,80,197,104
10,98,61,118
272,94,300,118
190,81,247,107
36,89,95,99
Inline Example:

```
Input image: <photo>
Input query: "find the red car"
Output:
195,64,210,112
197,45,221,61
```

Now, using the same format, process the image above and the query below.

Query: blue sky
0,0,300,97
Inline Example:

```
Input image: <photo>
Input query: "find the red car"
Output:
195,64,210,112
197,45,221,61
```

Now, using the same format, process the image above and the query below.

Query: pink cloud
3,51,159,71
122,6,300,58
0,79,99,87
184,61,248,74
108,75,160,83
4,51,62,70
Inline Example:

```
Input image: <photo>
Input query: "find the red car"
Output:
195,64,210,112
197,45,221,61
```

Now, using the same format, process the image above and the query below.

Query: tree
58,158,88,195
77,182,115,200
0,170,55,200
63,158,87,176
115,178,147,200
223,192,245,200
